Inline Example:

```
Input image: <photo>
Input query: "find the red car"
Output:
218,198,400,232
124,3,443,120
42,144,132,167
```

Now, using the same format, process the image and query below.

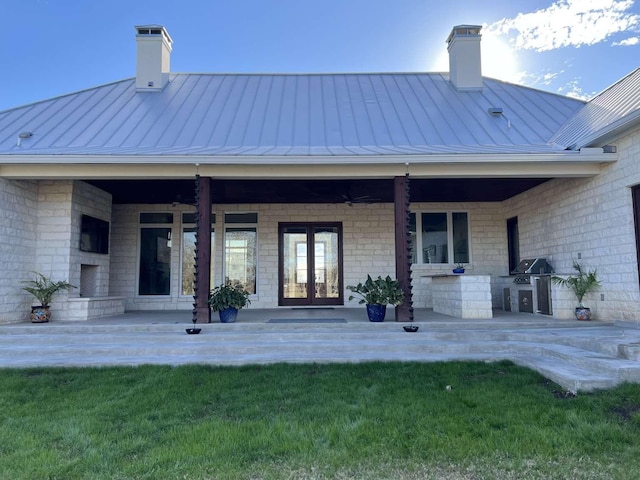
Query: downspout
193,174,212,323
394,174,414,321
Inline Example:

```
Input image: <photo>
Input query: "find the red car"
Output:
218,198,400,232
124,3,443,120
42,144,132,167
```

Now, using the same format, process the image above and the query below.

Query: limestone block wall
108,199,514,313
110,204,166,310
109,202,398,311
31,180,114,321
0,178,38,323
34,181,73,283
503,127,640,321
410,202,507,309
70,181,112,297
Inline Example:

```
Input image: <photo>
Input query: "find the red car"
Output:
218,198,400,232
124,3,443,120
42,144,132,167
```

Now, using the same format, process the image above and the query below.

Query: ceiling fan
172,193,196,206
341,192,380,206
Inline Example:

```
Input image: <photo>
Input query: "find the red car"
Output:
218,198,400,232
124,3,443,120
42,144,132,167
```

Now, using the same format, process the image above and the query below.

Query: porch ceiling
88,178,549,204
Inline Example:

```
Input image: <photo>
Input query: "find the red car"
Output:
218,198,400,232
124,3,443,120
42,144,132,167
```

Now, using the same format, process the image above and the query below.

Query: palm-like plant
22,272,74,307
552,261,600,307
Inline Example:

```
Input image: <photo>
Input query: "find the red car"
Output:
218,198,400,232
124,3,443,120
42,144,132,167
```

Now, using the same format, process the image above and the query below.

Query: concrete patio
2,308,640,393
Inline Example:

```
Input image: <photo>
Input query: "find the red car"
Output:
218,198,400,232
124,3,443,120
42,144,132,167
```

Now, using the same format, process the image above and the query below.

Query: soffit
87,178,551,204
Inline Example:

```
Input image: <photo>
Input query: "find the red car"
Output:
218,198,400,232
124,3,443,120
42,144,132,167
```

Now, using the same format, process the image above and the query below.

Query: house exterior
0,24,639,324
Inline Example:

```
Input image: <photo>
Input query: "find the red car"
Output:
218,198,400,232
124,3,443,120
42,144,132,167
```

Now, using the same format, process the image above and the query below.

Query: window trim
223,212,258,295
410,210,471,265
137,212,174,297
179,224,215,298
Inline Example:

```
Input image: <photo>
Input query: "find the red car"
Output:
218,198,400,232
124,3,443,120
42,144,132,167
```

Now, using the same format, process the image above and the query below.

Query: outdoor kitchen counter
428,274,493,319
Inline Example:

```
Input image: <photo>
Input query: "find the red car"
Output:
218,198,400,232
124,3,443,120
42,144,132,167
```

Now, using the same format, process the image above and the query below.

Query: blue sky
1,0,639,111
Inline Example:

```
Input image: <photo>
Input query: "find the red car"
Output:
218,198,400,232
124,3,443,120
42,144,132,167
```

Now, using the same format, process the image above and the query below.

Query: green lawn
1,361,639,479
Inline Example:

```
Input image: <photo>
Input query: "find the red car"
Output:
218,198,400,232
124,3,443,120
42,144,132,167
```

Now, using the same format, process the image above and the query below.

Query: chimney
135,25,173,91
446,25,482,91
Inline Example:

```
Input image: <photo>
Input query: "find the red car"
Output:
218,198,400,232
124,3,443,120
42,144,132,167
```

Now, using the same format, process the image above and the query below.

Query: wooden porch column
394,175,414,321
193,175,212,324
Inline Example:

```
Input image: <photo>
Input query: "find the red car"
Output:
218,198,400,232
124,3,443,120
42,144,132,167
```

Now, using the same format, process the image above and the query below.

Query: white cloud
521,69,564,86
485,0,640,52
613,36,640,45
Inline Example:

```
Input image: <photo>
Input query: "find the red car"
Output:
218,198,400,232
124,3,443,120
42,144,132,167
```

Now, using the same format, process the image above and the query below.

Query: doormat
267,318,347,323
291,307,335,310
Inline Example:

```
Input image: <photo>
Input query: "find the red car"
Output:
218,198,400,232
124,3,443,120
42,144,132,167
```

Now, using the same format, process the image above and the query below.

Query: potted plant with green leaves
452,263,466,274
22,272,74,323
552,261,600,320
208,281,251,323
347,274,404,322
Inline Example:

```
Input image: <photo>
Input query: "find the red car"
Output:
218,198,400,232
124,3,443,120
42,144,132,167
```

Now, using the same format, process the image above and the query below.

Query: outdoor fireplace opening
80,264,98,297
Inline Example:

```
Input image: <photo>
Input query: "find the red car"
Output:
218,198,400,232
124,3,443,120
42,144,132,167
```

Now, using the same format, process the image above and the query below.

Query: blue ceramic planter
366,304,387,322
219,307,239,323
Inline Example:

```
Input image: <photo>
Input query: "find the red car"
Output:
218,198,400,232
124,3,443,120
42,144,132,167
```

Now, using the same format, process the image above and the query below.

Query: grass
1,361,640,479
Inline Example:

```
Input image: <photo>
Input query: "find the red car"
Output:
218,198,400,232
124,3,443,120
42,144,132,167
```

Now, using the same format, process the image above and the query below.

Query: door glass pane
452,212,469,263
225,228,257,294
139,227,171,295
282,228,308,299
314,227,339,299
421,213,448,263
181,228,215,295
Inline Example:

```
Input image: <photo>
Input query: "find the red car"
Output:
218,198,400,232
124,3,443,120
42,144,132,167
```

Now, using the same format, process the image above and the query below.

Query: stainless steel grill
512,258,553,284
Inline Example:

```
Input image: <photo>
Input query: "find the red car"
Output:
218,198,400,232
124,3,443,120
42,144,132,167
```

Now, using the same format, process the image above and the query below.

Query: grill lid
512,258,553,275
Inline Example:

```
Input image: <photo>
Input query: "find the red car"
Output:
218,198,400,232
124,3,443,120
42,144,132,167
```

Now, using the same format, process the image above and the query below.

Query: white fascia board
0,152,616,180
0,151,617,165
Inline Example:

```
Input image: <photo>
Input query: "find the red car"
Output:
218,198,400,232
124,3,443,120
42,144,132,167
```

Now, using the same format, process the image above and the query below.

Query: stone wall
0,178,38,323
410,201,507,310
503,127,640,320
109,202,398,311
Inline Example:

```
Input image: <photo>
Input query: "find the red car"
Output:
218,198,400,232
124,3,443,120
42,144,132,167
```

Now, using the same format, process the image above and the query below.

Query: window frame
137,212,174,297
410,210,471,265
223,212,258,295
179,212,216,297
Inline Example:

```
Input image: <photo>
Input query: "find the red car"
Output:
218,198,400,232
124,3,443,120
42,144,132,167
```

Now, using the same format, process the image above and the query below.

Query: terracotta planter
30,306,51,323
575,307,592,321
366,304,386,322
219,307,239,323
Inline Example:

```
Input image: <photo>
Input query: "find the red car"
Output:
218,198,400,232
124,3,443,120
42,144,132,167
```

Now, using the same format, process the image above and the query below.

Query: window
409,212,470,264
138,213,173,295
181,213,216,296
224,213,257,294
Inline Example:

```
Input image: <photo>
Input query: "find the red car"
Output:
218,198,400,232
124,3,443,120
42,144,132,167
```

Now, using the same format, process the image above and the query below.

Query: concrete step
0,318,590,335
512,355,617,393
2,320,639,394
505,342,640,384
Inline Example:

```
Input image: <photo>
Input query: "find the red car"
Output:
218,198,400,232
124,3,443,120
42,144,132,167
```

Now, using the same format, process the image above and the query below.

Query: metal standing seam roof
551,68,640,150
0,72,586,158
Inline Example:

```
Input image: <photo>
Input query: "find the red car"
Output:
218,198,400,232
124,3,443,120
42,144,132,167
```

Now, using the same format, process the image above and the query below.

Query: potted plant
208,281,251,323
21,272,74,323
452,263,466,274
346,275,404,322
552,261,601,320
